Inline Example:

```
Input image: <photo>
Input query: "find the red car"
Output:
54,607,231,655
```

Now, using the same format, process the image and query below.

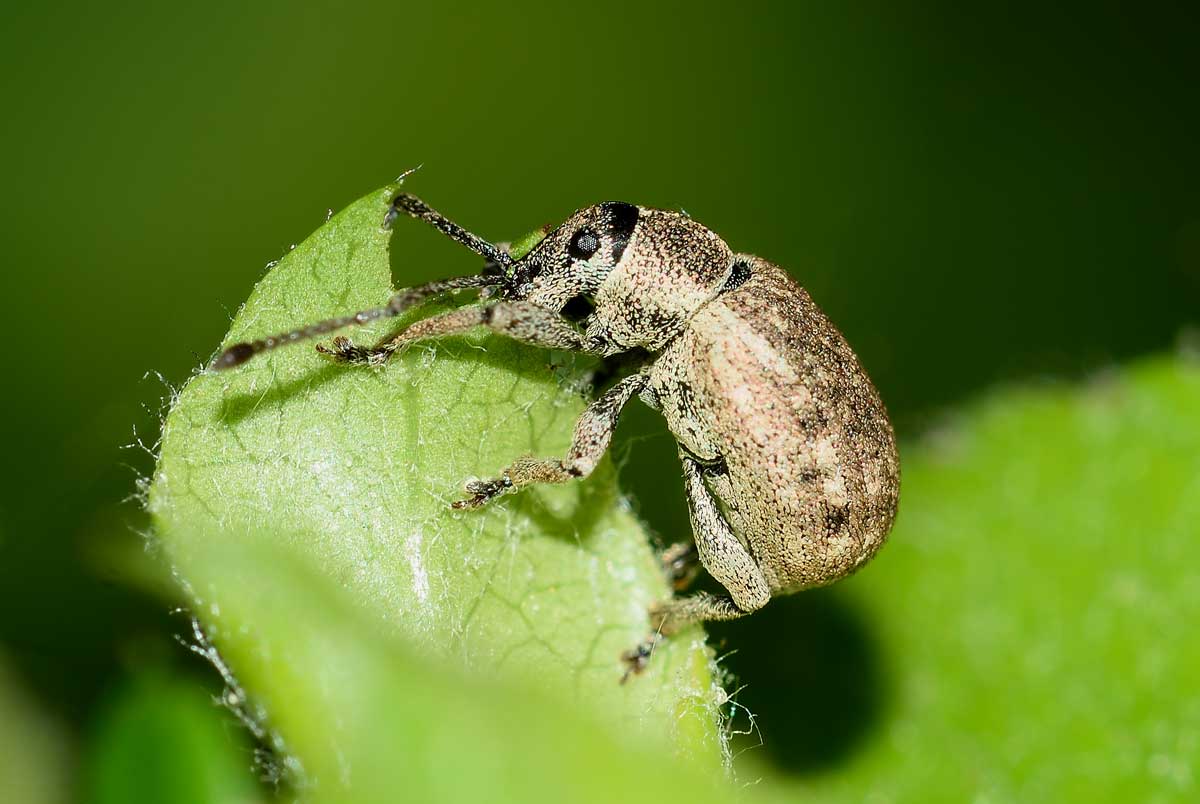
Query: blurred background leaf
81,676,261,804
0,651,71,804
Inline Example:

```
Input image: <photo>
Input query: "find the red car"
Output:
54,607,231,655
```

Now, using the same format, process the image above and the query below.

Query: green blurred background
2,0,1197,794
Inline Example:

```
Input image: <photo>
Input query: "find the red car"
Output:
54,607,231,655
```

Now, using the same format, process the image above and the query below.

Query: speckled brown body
648,256,899,594
215,192,900,675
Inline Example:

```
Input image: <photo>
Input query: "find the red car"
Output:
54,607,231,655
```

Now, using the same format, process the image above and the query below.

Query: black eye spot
720,260,753,293
567,228,600,260
603,202,639,264
560,294,595,323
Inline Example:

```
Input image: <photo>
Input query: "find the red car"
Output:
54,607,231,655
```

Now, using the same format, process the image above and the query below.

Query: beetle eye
567,228,601,260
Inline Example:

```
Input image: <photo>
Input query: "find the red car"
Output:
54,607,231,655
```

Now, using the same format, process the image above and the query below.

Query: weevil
214,191,900,679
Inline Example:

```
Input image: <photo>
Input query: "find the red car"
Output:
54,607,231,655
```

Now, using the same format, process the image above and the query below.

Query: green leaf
763,356,1200,801
149,185,720,781
174,531,746,804
82,677,261,804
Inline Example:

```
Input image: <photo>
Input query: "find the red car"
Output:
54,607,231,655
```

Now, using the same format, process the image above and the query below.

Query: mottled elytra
214,190,900,680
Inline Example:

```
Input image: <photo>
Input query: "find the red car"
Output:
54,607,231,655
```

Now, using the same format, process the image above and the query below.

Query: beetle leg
621,588,754,683
453,371,648,509
622,459,770,681
213,272,505,370
318,300,592,366
652,457,770,635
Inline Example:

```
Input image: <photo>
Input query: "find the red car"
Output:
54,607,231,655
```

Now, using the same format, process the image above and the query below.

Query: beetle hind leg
648,591,756,634
622,457,768,680
662,456,770,630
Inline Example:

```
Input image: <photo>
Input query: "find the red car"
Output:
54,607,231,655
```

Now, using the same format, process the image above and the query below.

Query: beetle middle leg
453,371,648,508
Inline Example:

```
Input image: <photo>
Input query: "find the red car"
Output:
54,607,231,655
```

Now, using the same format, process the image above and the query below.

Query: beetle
214,190,901,679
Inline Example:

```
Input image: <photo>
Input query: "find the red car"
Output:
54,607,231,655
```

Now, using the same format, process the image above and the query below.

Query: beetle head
505,202,638,306
507,204,735,355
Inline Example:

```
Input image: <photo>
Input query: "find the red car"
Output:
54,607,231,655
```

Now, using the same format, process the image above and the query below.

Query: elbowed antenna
212,194,512,370
387,193,513,270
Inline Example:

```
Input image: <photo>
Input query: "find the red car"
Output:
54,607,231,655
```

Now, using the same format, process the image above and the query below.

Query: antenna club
212,342,257,370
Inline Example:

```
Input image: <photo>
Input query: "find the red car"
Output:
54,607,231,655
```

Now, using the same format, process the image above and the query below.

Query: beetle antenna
211,270,503,370
387,193,513,270
212,192,521,371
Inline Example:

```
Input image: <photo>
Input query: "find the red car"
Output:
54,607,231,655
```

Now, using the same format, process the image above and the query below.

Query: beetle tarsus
620,634,662,684
451,476,512,509
316,336,392,367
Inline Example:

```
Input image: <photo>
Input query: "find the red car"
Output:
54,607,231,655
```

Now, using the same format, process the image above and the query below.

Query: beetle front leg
453,371,647,509
318,301,590,365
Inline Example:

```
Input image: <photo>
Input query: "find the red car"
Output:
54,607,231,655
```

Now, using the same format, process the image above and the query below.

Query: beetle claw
451,476,512,509
450,495,487,510
620,634,662,684
316,336,378,366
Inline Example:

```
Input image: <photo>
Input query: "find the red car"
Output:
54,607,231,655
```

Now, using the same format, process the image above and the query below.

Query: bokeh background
2,0,1197,796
